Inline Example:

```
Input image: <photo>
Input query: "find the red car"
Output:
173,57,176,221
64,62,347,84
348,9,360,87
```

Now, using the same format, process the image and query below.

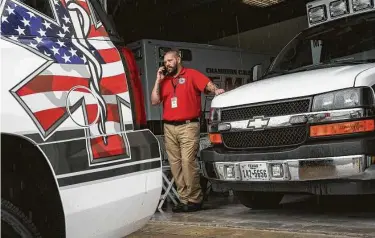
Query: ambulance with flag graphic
1,0,161,237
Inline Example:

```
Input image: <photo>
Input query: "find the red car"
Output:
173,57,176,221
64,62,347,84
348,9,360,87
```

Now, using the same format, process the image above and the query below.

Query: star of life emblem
1,0,132,164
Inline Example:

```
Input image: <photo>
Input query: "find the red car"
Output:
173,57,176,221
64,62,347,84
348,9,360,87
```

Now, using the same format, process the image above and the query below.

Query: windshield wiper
323,58,375,65
289,58,375,72
264,58,375,79
264,64,325,78
263,69,290,78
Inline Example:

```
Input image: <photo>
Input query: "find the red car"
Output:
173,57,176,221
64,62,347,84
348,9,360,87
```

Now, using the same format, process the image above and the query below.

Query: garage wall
209,16,308,56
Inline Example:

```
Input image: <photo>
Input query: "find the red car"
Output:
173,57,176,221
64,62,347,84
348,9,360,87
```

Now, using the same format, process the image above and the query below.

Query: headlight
308,5,327,24
329,0,349,17
312,88,373,112
352,0,373,12
209,108,221,123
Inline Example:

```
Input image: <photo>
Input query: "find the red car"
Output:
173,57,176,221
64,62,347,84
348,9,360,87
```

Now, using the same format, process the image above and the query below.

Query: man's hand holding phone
151,66,167,105
157,66,167,82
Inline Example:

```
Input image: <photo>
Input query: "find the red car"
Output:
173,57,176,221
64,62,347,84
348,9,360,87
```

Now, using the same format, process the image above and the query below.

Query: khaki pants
164,122,203,204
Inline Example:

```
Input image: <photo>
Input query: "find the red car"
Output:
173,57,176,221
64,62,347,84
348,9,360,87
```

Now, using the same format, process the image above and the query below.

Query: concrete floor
129,193,375,238
129,223,353,238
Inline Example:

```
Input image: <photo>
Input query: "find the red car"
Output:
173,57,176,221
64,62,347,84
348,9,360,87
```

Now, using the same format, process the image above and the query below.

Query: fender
1,132,66,237
1,132,61,188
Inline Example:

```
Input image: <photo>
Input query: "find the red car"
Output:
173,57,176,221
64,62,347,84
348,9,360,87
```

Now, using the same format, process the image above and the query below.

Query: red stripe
74,1,108,38
76,1,108,37
34,106,99,131
16,76,89,96
90,135,126,159
84,104,100,124
84,103,120,123
98,48,121,63
88,25,108,38
33,103,119,132
106,104,120,123
78,1,90,14
100,73,128,95
34,107,66,131
15,73,128,96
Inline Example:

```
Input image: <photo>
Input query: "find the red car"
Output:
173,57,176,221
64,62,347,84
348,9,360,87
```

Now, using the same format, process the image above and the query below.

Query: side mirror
252,64,263,82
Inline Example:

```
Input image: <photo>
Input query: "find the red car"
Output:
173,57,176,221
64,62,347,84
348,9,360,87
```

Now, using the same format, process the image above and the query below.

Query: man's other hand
214,88,225,95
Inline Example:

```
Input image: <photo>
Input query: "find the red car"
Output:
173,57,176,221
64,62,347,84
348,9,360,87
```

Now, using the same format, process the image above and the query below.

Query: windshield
266,12,375,78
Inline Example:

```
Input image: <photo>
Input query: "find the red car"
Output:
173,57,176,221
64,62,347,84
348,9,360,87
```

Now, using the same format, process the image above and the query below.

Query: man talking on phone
151,49,225,213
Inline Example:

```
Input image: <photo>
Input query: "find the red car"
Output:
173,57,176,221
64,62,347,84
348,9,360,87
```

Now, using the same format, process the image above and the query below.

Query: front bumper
200,136,375,195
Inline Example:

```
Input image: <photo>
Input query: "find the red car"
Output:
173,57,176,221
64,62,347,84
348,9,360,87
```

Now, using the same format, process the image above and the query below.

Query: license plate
240,162,269,181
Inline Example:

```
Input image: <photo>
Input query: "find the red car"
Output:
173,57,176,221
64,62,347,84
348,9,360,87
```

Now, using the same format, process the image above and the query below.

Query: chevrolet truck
201,0,375,209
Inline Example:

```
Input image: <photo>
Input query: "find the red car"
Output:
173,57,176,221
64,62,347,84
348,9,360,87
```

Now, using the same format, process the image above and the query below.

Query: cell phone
162,67,168,76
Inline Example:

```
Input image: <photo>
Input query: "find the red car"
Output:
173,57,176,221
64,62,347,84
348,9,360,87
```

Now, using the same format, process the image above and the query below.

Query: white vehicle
126,39,272,135
1,0,161,237
201,0,375,208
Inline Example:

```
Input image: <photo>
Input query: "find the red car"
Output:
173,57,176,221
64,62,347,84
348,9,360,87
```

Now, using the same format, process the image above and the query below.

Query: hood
212,63,375,108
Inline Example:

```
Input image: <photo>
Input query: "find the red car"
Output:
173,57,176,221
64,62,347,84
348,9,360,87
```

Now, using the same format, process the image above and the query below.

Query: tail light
118,46,147,129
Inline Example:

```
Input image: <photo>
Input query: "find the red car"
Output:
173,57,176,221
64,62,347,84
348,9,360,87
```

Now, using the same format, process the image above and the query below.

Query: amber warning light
310,119,375,137
209,133,223,144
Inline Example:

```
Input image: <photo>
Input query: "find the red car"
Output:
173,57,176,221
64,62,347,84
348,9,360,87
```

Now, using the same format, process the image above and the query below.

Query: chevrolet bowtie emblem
247,116,270,130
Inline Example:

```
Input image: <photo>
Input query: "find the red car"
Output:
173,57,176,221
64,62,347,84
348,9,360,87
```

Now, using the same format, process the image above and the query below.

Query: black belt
163,118,199,126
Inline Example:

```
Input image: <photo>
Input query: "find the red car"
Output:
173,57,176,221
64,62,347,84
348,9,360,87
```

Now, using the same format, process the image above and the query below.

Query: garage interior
101,1,374,237
106,0,309,55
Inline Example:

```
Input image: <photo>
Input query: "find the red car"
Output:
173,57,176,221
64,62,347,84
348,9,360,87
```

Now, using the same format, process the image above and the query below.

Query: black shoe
172,202,186,213
184,201,203,212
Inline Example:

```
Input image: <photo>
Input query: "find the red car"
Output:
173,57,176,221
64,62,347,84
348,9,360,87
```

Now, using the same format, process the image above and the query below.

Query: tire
235,191,283,209
1,198,41,238
200,176,209,201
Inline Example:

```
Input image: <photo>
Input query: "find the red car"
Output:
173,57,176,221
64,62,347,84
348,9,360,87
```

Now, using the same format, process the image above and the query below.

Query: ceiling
211,16,308,55
106,0,311,45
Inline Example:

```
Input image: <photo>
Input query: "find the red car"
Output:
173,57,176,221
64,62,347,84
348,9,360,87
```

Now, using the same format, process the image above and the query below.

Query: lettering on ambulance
1,0,131,164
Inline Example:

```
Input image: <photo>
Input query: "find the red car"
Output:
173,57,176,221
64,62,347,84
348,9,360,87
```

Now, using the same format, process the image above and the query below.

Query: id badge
171,97,178,108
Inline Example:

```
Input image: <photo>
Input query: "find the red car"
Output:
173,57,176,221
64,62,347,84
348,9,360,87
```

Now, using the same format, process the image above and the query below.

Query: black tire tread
1,198,41,238
235,191,283,209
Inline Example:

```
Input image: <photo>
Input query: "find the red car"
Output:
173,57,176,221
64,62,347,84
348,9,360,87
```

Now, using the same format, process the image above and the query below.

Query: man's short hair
165,48,181,58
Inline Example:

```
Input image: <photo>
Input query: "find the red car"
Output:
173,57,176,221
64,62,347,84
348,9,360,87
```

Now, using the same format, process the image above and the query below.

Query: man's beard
167,65,178,76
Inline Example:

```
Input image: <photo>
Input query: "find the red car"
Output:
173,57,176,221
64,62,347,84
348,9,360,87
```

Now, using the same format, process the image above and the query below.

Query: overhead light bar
306,0,375,27
352,0,373,11
242,0,284,7
308,5,328,24
329,0,349,17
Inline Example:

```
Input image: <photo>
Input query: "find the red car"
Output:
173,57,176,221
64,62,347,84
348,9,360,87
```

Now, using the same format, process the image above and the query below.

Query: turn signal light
310,119,375,137
209,133,223,144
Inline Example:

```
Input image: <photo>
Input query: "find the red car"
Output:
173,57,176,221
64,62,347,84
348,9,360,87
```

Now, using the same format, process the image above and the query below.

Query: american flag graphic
1,0,131,162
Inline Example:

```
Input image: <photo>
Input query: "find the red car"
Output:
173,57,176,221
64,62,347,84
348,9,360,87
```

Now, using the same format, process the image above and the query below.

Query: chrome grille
221,99,310,122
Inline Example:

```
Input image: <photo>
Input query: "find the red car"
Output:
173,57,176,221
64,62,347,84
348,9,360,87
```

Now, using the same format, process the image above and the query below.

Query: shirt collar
179,67,186,76
169,67,186,79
